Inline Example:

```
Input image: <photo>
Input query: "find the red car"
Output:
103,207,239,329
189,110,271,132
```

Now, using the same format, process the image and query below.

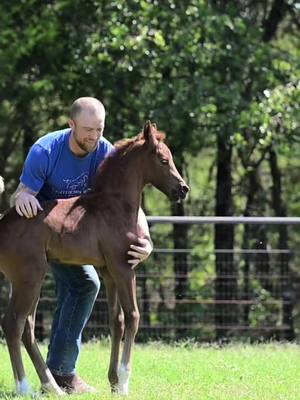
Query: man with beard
10,97,153,394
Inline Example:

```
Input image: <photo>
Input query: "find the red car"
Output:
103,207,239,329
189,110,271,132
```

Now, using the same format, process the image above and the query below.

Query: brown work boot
52,373,98,394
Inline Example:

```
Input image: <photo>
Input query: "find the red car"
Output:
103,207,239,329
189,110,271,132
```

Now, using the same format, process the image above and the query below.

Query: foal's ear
143,120,158,148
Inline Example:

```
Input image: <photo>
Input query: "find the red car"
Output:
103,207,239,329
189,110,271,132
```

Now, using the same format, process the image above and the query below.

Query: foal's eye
160,159,168,165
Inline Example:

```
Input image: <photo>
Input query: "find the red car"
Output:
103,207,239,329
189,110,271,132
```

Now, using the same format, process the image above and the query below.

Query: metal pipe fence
1,217,300,342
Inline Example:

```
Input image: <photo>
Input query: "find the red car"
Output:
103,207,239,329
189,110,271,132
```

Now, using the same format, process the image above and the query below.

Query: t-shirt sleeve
104,139,115,156
20,144,49,193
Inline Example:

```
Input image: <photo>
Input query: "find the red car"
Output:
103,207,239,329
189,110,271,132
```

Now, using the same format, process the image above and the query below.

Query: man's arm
11,141,49,218
127,208,153,269
10,182,43,218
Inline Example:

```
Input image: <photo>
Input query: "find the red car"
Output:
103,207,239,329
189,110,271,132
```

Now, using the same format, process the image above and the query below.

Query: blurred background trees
0,0,299,340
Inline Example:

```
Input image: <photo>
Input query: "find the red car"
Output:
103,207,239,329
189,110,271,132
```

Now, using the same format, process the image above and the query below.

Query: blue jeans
46,263,100,375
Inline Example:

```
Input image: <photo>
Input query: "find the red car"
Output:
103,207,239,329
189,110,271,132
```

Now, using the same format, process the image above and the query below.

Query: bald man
10,97,153,394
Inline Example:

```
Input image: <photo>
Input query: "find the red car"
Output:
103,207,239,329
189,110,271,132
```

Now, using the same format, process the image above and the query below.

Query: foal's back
0,197,108,282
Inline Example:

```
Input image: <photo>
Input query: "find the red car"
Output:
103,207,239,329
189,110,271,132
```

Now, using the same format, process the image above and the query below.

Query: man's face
69,110,105,154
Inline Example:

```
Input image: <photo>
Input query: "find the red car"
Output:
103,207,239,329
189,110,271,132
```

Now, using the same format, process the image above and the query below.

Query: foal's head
140,121,189,202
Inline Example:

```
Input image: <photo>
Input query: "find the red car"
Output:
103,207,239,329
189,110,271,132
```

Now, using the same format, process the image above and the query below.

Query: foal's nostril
181,184,189,194
178,183,189,199
171,182,190,201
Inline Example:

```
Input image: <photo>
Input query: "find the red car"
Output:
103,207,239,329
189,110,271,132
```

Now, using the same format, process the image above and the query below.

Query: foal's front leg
112,267,140,396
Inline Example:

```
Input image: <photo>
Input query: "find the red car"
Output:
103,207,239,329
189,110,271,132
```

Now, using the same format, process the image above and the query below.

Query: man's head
69,97,106,155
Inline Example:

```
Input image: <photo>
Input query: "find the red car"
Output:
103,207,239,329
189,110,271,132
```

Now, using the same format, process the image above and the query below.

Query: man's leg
47,263,100,393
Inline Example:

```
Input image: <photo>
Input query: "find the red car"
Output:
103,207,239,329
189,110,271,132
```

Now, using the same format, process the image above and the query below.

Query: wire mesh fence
1,217,300,342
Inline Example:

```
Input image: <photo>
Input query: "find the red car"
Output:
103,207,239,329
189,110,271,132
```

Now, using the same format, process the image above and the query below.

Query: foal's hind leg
1,278,41,395
22,295,64,395
100,267,124,393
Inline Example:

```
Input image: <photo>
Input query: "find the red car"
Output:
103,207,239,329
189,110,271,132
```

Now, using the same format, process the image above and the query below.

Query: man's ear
143,120,158,148
68,119,75,130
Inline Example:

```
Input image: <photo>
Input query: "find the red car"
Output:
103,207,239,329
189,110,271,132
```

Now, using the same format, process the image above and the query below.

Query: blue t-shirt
20,128,114,201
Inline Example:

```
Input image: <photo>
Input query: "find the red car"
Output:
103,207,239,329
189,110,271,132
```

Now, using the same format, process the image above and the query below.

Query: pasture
0,340,299,399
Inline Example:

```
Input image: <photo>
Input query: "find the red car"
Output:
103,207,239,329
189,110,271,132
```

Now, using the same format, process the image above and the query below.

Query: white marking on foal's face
16,377,32,395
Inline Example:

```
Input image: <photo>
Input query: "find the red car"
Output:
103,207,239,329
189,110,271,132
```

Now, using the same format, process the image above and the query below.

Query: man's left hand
127,237,153,269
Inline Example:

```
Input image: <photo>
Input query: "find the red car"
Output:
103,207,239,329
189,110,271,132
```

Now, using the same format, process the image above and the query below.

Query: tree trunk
263,0,289,42
246,168,272,290
241,166,271,332
214,133,237,339
242,226,251,328
269,146,294,340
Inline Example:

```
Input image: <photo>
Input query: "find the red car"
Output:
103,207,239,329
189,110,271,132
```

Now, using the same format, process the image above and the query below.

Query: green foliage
0,1,298,193
0,1,300,340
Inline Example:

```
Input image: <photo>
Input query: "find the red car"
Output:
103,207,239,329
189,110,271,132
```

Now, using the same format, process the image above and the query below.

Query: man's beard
73,132,98,154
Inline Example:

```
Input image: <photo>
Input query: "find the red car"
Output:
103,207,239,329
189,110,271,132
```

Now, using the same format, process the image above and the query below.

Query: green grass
0,340,300,399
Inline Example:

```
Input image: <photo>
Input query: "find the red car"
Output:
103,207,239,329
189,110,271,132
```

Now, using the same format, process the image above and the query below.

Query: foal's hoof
114,384,129,396
111,385,129,396
16,379,34,396
118,388,129,396
116,365,130,396
41,382,66,396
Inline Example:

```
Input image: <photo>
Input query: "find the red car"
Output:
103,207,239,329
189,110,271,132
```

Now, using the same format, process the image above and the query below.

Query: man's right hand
15,191,43,218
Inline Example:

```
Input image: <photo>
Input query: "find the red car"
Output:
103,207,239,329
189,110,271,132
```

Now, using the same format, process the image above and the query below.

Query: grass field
0,340,300,399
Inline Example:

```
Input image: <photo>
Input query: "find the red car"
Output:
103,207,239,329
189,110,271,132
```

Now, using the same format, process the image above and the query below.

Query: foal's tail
0,176,4,194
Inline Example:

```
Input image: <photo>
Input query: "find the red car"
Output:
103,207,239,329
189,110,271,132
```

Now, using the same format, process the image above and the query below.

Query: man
10,97,153,394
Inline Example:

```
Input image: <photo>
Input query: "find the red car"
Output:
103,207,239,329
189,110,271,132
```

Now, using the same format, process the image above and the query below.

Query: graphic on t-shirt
55,172,89,197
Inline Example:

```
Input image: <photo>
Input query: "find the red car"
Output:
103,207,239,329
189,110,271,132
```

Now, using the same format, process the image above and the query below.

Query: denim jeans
46,263,100,376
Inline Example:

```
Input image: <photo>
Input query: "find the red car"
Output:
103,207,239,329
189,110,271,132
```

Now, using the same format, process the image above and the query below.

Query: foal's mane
94,127,165,191
76,128,166,206
113,130,166,156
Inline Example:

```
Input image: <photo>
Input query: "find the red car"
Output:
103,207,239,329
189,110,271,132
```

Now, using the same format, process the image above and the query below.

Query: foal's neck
93,147,146,211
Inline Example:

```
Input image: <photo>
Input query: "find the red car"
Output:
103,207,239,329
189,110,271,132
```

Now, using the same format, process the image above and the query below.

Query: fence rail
147,216,300,224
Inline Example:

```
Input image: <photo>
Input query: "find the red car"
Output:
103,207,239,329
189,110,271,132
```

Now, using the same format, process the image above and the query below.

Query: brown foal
0,121,189,396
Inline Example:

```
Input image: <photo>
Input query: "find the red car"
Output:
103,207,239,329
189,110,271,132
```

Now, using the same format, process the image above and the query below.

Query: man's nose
88,130,100,138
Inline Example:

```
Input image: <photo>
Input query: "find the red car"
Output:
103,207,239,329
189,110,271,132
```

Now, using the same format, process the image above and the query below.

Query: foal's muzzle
171,182,190,201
